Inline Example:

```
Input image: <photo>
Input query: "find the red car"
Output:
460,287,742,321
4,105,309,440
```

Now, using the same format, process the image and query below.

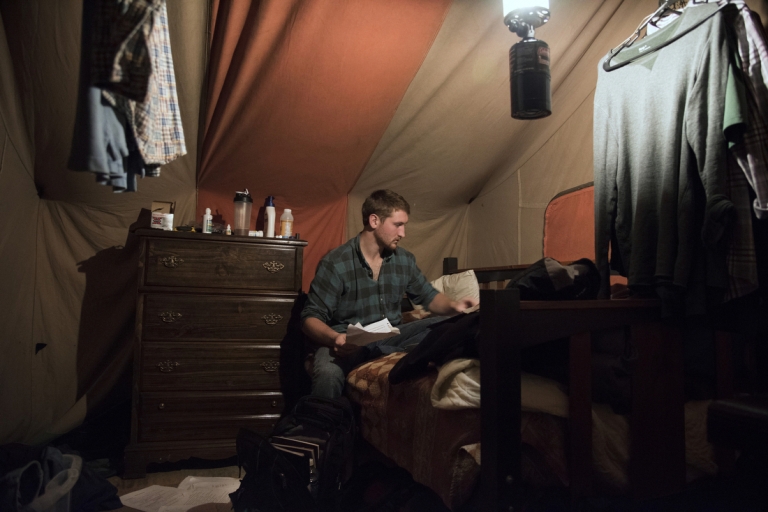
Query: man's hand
427,292,479,316
449,296,479,314
332,333,361,358
302,317,363,358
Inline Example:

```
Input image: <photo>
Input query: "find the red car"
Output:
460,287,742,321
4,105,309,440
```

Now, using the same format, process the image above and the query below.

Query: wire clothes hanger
603,0,729,72
649,0,684,28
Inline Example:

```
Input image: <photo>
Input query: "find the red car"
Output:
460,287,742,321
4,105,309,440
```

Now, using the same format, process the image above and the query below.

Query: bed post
480,287,520,511
443,257,458,275
629,320,686,498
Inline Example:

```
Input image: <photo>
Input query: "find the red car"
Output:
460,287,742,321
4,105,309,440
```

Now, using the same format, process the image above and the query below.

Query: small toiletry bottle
226,224,232,235
264,196,276,238
280,209,294,237
202,208,213,234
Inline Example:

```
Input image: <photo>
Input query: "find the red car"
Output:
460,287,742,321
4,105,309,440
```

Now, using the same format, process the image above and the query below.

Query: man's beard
374,231,399,253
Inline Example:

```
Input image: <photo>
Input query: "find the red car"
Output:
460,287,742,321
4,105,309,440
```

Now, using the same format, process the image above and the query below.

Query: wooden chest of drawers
123,229,306,478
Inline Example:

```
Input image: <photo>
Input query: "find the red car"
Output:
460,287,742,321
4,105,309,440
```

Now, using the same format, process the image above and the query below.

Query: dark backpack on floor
230,428,318,512
272,395,356,511
230,395,356,512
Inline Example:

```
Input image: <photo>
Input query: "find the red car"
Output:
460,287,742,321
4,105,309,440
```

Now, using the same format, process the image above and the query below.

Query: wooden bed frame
442,258,690,510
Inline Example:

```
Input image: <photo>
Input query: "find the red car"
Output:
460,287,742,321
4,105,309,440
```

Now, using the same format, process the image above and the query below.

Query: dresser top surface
135,228,308,247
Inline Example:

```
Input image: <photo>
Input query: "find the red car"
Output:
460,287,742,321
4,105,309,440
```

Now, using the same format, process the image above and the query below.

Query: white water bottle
202,208,213,234
280,208,293,237
264,196,276,238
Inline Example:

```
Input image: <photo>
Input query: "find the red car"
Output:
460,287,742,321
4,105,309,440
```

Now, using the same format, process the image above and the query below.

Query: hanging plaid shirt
101,1,187,168
91,0,160,102
699,0,768,218
713,0,768,299
725,1,768,219
686,1,767,300
301,235,439,333
725,150,759,300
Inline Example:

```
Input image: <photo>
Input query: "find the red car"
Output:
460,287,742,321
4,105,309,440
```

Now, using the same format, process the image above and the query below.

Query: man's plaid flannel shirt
301,235,439,333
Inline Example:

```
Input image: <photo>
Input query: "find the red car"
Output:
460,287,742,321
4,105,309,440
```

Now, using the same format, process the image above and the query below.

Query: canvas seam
517,170,522,264
0,132,6,176
350,0,453,186
0,108,34,182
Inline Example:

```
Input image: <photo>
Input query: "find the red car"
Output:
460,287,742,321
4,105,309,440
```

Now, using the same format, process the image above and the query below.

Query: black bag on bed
506,257,600,300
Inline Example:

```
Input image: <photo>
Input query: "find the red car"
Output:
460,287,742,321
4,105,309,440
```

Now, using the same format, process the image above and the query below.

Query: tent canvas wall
1,0,766,446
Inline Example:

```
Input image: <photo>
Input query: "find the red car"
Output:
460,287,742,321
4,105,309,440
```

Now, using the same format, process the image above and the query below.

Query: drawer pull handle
157,360,180,373
162,256,184,268
263,261,285,273
272,401,277,407
159,311,182,323
262,313,282,325
158,403,166,410
261,361,280,373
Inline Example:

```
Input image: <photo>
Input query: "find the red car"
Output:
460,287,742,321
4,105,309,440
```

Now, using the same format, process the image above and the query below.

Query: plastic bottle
202,208,213,234
280,209,294,238
225,224,232,235
264,196,276,238
233,189,253,236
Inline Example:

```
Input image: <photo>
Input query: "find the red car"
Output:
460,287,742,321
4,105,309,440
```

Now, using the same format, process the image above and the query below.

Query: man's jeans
310,316,449,399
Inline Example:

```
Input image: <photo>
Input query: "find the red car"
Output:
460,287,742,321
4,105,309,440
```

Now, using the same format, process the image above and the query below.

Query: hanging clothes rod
603,1,729,72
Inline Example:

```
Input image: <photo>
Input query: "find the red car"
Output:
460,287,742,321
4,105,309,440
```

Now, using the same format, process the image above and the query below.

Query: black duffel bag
230,395,356,512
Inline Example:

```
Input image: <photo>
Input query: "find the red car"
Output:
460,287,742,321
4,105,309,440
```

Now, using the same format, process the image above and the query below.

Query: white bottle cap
205,208,211,214
284,209,291,213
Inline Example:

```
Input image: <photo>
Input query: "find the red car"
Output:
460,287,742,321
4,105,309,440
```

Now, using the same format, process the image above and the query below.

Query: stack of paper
269,435,321,485
119,476,241,512
345,318,400,346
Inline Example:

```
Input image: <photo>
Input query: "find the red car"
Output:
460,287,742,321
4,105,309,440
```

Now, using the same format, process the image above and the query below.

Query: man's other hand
450,296,479,314
333,333,361,357
426,292,479,316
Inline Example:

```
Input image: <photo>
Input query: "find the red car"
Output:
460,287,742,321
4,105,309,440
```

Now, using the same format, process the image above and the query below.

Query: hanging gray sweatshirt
593,3,743,315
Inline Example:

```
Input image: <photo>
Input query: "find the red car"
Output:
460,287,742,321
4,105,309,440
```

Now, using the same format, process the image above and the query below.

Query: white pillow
410,269,480,316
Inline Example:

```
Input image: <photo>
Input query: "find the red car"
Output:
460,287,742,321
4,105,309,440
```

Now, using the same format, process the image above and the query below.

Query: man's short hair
362,190,410,227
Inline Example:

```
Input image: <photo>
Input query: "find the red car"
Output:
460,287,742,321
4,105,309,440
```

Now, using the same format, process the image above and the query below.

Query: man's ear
368,214,380,228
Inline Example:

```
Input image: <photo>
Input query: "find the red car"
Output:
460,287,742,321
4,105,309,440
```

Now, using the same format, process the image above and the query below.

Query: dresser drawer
141,342,281,391
144,238,300,291
139,414,279,442
142,294,294,341
139,391,284,420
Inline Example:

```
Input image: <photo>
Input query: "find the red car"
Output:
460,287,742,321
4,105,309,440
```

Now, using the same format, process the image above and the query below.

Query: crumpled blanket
429,358,717,493
430,359,568,419
430,359,480,410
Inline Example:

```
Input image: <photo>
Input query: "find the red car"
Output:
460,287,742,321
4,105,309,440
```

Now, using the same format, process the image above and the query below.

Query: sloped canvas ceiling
199,0,452,292
1,0,767,443
349,0,638,277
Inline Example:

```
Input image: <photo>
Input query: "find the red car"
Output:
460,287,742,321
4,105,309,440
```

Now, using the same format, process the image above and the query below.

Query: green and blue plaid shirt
301,235,439,333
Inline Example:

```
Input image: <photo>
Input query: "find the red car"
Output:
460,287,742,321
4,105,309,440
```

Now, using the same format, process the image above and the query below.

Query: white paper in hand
345,318,400,346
